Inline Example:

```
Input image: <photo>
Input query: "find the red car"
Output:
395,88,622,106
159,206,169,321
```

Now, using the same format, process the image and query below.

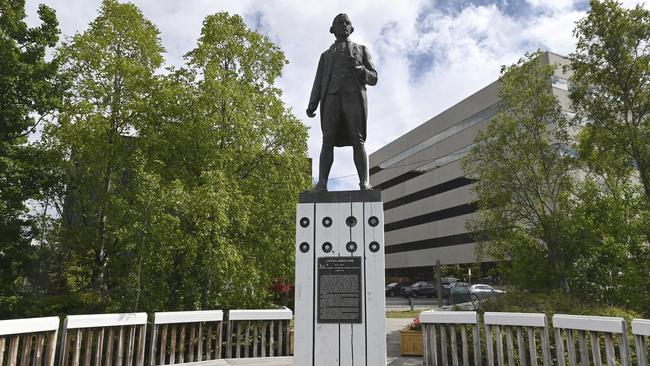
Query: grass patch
386,310,424,318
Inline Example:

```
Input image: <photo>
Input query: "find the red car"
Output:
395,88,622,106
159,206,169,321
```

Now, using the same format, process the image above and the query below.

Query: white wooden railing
632,319,650,366
150,310,223,365
0,316,59,366
59,313,148,366
225,308,292,359
420,311,481,366
3,308,649,365
0,308,292,366
421,311,650,366
553,314,631,366
484,312,551,366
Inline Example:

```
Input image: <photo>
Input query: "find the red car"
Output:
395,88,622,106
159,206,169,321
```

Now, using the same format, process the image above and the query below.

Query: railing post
420,311,479,366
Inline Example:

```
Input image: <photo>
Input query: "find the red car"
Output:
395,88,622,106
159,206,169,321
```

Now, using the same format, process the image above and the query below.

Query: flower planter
399,328,423,356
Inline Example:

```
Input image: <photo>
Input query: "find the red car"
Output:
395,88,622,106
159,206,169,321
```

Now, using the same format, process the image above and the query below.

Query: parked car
439,277,461,298
469,284,505,300
449,282,471,304
385,282,404,297
399,281,415,296
402,281,436,298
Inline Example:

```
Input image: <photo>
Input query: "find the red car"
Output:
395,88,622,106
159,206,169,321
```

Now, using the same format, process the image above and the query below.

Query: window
376,103,500,170
552,76,569,91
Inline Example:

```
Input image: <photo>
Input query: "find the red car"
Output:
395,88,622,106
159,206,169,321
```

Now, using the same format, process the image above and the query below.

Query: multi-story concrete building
369,52,571,280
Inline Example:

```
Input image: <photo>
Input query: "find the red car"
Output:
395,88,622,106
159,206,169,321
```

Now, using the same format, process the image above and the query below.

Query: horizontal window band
375,170,425,191
385,232,483,254
385,202,478,232
384,177,477,211
370,103,500,175
372,145,473,192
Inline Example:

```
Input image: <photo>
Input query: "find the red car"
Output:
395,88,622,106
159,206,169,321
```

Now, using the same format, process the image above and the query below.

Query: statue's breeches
321,90,366,147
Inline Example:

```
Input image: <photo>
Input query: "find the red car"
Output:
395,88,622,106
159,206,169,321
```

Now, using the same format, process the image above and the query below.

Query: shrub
480,289,642,322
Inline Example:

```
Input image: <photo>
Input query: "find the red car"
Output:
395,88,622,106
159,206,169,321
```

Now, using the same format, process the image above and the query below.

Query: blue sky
25,0,647,190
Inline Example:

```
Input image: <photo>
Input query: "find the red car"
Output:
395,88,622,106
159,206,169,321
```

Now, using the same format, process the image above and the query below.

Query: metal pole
436,260,442,308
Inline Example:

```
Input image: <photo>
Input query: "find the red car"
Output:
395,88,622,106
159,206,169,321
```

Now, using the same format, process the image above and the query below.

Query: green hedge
479,289,642,322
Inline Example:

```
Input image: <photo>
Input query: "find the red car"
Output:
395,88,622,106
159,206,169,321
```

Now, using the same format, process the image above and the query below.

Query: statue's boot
359,182,373,191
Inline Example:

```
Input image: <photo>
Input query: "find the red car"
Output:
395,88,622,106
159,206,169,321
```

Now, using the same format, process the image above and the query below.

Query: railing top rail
632,319,650,336
65,312,147,329
484,312,546,327
0,316,60,336
552,314,625,333
420,311,477,324
153,310,223,325
228,308,292,321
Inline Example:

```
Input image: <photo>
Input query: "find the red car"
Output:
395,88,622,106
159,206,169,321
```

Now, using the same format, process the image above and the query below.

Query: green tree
0,0,60,315
45,4,309,312
134,12,310,310
46,0,164,310
569,180,650,314
463,52,583,292
569,0,650,314
571,0,650,202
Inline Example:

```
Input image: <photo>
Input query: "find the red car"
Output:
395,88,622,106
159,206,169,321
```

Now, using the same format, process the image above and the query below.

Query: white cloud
525,0,579,11
23,0,647,190
621,0,649,8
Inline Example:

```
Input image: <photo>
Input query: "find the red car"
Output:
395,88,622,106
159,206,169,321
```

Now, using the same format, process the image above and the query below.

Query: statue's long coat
308,41,378,147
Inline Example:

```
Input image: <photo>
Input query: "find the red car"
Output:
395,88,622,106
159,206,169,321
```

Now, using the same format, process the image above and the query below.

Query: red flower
407,316,421,331
270,279,294,294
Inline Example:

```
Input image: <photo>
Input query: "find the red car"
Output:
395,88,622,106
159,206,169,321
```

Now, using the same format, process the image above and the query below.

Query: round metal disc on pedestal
368,216,379,227
346,216,357,227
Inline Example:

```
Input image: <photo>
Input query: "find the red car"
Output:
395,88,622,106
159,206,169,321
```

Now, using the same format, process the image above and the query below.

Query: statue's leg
315,93,341,191
353,142,372,190
341,90,372,190
315,143,334,191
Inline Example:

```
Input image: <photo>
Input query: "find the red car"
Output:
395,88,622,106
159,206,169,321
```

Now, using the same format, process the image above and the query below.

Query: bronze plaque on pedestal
317,256,362,324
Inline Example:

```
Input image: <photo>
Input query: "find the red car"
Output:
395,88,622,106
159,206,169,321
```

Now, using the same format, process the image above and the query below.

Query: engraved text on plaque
317,256,362,323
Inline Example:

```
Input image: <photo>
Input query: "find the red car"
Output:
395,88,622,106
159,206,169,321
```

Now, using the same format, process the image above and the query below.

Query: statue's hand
306,108,316,118
354,65,366,78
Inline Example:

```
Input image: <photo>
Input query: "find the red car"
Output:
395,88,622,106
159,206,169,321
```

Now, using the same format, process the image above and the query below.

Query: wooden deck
174,357,292,365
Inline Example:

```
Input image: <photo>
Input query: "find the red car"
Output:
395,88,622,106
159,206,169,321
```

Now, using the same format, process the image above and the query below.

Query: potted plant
400,316,423,356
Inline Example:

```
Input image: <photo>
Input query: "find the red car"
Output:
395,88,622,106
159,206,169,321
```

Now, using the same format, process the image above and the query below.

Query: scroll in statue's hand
306,108,316,118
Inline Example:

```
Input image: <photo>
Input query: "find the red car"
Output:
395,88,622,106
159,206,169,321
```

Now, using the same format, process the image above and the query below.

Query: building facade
369,52,571,280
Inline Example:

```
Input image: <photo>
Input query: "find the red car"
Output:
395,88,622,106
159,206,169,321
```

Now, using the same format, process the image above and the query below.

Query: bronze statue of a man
306,13,378,191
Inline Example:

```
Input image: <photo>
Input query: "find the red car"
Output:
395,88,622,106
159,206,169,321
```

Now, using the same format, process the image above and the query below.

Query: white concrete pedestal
294,190,386,366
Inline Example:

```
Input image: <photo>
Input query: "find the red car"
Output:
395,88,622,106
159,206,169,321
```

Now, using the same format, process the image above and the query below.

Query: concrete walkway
175,318,423,365
386,318,424,366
